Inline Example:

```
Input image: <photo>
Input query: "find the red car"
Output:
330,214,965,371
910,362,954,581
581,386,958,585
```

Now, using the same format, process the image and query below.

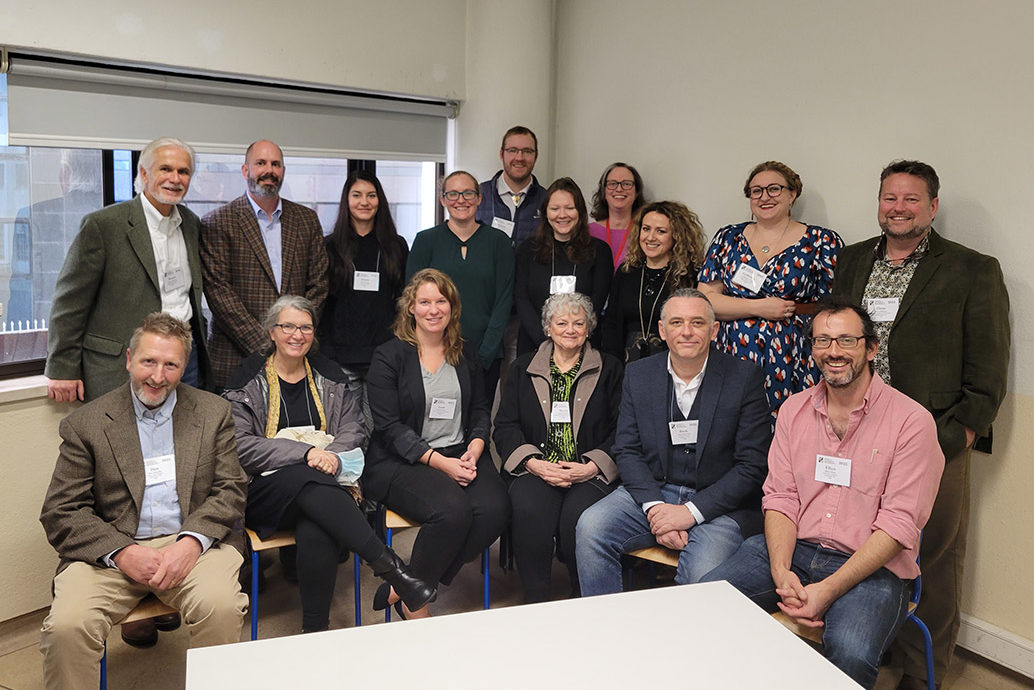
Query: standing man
703,298,944,689
575,288,771,594
200,139,328,389
46,136,210,403
833,160,1010,689
39,313,248,690
475,125,546,246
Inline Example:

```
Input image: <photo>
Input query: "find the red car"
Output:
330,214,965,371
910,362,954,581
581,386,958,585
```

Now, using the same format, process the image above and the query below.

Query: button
825,513,832,518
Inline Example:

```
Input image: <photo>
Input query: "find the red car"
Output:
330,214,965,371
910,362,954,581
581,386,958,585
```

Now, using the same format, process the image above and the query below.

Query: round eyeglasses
748,184,791,199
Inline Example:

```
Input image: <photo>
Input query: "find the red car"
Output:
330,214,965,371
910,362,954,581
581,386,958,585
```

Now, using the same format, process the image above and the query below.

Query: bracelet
427,450,436,465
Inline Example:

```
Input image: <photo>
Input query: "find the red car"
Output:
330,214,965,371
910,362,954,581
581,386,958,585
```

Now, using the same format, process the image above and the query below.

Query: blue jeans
701,535,911,689
575,484,745,596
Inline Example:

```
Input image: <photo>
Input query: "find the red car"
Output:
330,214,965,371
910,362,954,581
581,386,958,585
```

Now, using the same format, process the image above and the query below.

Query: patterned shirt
861,234,930,383
544,355,582,463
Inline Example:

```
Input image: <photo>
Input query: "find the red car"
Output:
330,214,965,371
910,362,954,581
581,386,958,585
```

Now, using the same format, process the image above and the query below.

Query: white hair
133,137,195,194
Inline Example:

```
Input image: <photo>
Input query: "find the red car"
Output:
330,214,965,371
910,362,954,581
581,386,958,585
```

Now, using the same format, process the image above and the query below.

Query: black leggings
384,452,509,586
281,483,385,631
509,473,613,603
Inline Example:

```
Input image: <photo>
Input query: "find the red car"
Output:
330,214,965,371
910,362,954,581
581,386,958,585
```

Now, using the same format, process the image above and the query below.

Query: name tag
354,270,380,292
429,397,458,420
492,217,515,236
866,297,900,322
815,453,851,487
163,266,187,291
731,263,768,294
550,275,577,294
284,425,316,433
143,453,176,486
668,420,698,445
550,401,571,423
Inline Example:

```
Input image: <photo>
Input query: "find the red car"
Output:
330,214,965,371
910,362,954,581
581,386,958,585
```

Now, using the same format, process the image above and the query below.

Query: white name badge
731,263,768,294
143,453,176,486
866,297,900,323
550,275,577,294
429,397,458,420
354,270,381,292
668,420,699,445
551,401,572,423
284,425,316,433
815,453,852,487
163,266,187,291
492,217,515,236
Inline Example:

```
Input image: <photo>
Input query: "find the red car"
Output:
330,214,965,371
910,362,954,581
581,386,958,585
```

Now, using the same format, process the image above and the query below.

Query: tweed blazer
39,383,247,574
44,196,210,399
832,230,1010,460
200,194,329,388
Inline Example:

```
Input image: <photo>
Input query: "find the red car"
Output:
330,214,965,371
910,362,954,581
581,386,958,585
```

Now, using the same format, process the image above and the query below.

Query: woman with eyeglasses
514,178,612,356
601,201,705,362
407,170,514,401
698,161,842,414
224,295,435,633
589,162,646,270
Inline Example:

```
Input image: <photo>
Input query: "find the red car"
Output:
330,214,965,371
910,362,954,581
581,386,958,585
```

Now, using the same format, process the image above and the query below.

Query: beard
132,378,173,408
819,356,868,388
248,172,283,198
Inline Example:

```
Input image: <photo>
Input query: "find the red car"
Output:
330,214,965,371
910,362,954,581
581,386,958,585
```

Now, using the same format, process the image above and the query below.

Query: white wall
555,0,1034,648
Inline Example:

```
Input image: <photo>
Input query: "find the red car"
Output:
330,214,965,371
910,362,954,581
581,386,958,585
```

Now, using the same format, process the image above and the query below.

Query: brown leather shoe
153,612,181,631
120,619,158,648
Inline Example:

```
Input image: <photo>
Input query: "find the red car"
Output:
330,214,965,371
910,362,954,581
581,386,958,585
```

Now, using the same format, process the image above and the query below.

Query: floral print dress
698,222,843,415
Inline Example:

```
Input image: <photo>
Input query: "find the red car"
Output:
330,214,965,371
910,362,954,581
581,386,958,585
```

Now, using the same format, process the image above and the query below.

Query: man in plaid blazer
200,140,328,388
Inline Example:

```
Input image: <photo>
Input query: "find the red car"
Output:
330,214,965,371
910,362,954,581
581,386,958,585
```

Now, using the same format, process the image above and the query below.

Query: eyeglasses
605,180,636,191
441,190,479,202
503,147,537,157
748,184,791,199
275,323,314,335
810,335,864,349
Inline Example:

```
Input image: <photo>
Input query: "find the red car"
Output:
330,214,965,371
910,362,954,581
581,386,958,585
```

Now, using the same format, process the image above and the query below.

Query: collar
140,193,182,234
667,352,708,390
131,386,178,421
246,191,283,220
811,370,886,417
872,231,932,263
496,173,532,200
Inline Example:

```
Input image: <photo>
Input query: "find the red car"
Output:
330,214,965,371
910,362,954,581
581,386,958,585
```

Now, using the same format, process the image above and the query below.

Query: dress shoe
372,582,392,611
368,546,436,612
120,619,158,648
153,612,180,632
393,601,408,620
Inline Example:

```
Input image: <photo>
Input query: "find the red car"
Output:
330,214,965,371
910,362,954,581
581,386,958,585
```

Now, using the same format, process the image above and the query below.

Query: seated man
576,288,771,594
702,296,944,690
39,313,249,690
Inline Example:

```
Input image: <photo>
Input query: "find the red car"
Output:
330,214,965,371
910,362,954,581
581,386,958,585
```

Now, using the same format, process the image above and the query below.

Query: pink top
762,374,944,580
589,221,629,270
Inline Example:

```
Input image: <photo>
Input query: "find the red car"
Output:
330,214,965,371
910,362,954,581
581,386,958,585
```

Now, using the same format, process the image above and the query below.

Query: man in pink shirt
702,296,944,689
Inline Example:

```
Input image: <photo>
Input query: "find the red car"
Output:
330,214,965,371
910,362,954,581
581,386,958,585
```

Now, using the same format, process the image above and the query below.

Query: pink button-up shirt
762,374,944,580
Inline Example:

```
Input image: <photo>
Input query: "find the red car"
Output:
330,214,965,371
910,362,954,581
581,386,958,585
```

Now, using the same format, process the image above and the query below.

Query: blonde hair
393,269,465,366
622,201,706,287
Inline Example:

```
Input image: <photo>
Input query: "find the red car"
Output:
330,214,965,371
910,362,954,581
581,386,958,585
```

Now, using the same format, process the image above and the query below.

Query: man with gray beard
200,140,328,389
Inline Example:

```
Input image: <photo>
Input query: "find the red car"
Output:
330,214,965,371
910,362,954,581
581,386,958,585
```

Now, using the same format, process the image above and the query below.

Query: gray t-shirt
421,361,464,449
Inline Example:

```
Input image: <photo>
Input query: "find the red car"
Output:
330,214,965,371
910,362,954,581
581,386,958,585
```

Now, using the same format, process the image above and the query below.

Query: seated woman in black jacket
494,292,623,602
364,269,510,618
223,295,434,632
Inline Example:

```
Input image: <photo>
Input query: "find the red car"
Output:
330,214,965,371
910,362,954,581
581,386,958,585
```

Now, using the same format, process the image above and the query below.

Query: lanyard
606,219,629,269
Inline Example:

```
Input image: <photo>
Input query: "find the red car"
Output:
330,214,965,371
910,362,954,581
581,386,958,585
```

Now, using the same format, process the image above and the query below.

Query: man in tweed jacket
200,139,328,389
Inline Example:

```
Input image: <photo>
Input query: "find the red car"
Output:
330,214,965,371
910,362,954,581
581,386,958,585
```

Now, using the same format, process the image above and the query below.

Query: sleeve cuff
642,500,662,515
685,501,705,525
179,532,213,555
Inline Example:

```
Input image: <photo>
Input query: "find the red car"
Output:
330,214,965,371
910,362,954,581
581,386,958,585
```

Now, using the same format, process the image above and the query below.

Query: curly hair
532,178,596,265
590,162,645,221
392,269,465,366
621,201,706,288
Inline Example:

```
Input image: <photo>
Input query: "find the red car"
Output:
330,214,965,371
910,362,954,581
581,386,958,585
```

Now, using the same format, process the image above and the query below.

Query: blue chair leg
908,613,936,690
384,527,393,623
354,552,362,626
250,547,259,640
482,547,490,610
99,643,107,690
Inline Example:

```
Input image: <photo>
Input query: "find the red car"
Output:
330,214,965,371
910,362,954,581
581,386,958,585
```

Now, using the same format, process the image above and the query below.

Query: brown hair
590,162,646,221
532,178,596,265
500,125,538,151
622,201,706,287
129,312,193,361
393,269,465,366
743,161,803,201
880,159,939,199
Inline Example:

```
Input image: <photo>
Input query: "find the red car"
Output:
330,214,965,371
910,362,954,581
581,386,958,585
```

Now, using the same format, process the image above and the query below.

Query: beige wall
554,0,1034,643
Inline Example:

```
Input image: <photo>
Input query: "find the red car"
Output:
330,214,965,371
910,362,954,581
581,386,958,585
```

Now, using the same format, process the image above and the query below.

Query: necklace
758,216,793,254
638,264,670,340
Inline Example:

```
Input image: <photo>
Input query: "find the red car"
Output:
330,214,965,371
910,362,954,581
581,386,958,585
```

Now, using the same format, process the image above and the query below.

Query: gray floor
1,532,1030,690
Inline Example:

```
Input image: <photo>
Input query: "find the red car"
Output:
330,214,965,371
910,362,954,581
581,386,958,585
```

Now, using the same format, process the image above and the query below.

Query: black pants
384,451,509,586
509,473,614,603
281,483,385,631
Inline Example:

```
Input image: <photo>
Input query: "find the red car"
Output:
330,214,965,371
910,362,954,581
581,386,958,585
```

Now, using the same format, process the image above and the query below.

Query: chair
382,508,490,621
244,528,362,639
99,595,179,690
623,545,679,589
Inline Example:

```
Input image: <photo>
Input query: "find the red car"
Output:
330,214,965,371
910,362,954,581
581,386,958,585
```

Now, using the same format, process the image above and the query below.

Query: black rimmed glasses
748,184,791,199
810,335,864,349
442,190,479,202
275,323,314,335
503,147,537,157
605,180,636,191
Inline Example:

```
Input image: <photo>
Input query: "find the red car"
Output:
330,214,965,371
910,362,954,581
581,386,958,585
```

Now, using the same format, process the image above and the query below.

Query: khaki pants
40,536,248,690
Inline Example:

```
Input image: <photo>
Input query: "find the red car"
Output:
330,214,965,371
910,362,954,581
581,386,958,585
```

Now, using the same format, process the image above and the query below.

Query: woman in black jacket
494,292,623,602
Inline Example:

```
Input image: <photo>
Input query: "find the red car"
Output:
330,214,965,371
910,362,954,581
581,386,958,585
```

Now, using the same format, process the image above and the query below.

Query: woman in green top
406,170,515,401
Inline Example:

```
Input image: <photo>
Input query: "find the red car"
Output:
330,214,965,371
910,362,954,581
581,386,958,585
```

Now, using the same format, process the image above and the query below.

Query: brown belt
793,302,821,316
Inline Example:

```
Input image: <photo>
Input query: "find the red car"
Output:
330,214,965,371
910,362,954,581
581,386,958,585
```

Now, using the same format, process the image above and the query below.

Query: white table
187,580,859,689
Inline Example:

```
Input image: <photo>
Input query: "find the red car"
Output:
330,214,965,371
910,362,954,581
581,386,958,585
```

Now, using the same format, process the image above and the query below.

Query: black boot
368,547,437,612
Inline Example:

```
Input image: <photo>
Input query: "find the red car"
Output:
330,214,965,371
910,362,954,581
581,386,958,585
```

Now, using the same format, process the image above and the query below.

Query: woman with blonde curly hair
601,201,706,361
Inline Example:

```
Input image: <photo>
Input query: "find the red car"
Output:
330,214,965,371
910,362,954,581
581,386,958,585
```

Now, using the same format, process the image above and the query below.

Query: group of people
35,126,1009,690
